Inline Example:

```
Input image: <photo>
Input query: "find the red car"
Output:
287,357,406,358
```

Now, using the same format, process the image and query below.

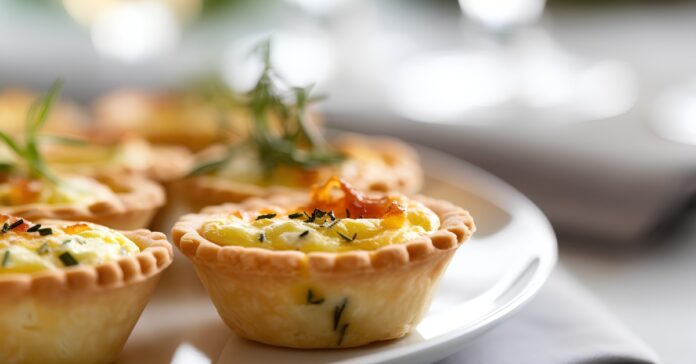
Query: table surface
561,210,696,364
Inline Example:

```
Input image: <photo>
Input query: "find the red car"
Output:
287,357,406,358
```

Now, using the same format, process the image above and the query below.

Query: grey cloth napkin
436,267,659,364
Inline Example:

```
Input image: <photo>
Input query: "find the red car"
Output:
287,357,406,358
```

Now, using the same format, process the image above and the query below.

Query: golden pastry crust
181,134,423,210
93,89,228,151
0,174,165,230
0,88,88,137
0,226,173,364
45,138,194,184
93,89,324,152
334,134,423,194
172,194,474,348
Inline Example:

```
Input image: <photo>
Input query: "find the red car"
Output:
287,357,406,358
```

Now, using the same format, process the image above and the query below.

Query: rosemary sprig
188,40,344,177
333,298,348,330
0,80,64,184
337,323,349,346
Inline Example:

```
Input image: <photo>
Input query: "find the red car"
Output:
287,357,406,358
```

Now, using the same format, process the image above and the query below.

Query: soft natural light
653,83,696,145
459,0,546,29
91,1,180,62
387,52,513,123
221,32,334,92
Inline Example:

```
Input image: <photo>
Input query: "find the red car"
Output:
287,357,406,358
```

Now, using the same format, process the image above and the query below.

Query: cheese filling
200,177,439,252
0,175,113,206
0,216,139,273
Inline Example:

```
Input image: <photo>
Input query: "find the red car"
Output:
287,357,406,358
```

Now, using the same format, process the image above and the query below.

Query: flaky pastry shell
0,227,173,364
0,174,165,230
172,194,474,348
46,140,194,184
180,134,423,211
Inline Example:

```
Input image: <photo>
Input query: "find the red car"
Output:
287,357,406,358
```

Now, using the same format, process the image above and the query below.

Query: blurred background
1,0,695,362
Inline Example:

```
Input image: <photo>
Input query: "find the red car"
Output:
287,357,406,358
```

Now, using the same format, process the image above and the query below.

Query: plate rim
340,144,558,364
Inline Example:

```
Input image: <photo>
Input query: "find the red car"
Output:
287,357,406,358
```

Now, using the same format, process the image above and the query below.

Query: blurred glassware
221,31,334,92
386,0,638,124
62,0,201,62
652,81,696,146
459,0,546,31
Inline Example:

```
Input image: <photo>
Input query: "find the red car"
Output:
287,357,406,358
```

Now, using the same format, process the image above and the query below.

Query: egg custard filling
0,215,139,273
0,175,113,207
200,177,440,252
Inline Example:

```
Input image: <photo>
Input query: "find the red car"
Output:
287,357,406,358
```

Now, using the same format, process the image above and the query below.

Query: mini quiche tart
0,174,165,230
93,89,245,152
183,134,422,210
0,88,88,137
43,137,194,184
0,215,173,364
172,177,474,348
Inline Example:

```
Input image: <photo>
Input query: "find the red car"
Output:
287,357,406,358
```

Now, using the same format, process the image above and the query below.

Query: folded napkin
436,267,659,364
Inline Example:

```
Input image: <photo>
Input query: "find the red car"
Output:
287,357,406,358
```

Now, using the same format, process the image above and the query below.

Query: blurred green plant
0,80,86,184
188,39,344,177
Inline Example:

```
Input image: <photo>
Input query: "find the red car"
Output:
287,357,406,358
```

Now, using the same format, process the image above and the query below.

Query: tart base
0,229,173,364
0,174,165,230
173,195,474,348
192,248,455,348
0,276,161,364
180,134,423,211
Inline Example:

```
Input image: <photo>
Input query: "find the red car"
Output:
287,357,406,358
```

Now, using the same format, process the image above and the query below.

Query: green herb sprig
188,40,344,177
0,80,64,184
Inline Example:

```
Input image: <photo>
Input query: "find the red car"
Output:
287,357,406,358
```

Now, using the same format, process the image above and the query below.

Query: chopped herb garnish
62,238,83,245
37,243,49,255
256,213,277,220
1,223,9,233
2,250,10,267
345,209,351,218
306,289,325,305
303,211,312,220
325,220,339,229
59,252,78,267
333,298,348,330
337,231,355,242
27,224,41,232
288,212,304,219
299,230,309,238
328,211,336,221
305,208,328,224
337,323,349,346
8,219,24,231
38,227,52,236
259,233,265,242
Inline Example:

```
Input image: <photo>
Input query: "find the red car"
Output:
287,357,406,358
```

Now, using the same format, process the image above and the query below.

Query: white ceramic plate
215,146,557,364
120,146,557,364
